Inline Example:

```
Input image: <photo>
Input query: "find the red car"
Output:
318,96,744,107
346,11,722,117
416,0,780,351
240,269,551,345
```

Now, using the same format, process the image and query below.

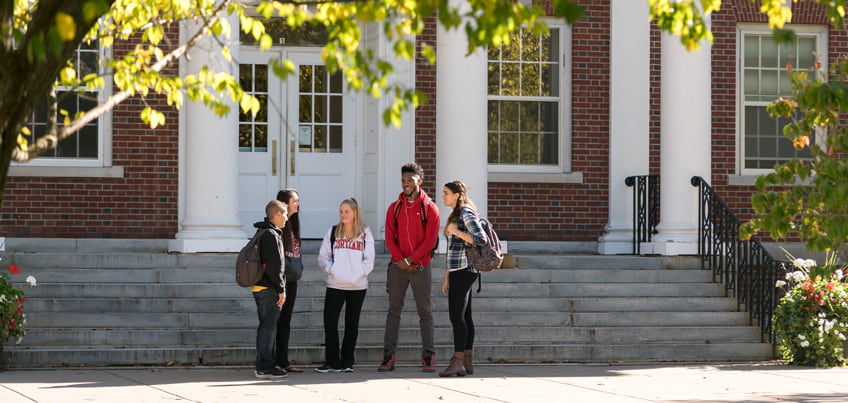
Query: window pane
487,100,499,131
299,95,312,123
329,71,343,93
500,101,520,132
299,66,312,92
519,133,540,164
78,126,97,158
501,63,520,96
519,102,539,132
488,132,499,163
521,63,540,96
798,37,816,68
239,64,252,91
500,132,518,163
314,65,327,93
744,36,759,67
57,133,77,157
488,62,501,95
256,94,268,122
329,95,342,123
239,124,252,151
761,37,778,67
541,132,557,164
254,65,268,92
314,95,327,123
329,126,342,153
314,125,327,152
254,124,267,152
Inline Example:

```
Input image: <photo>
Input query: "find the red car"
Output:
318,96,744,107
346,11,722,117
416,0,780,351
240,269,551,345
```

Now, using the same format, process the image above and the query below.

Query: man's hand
276,292,286,307
395,258,418,273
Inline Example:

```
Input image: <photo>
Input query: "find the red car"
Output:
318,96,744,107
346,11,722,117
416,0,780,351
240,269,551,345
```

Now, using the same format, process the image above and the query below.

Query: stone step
18,326,764,347
24,296,740,313
12,267,716,284
2,342,774,367
25,311,753,329
22,282,727,299
11,252,703,271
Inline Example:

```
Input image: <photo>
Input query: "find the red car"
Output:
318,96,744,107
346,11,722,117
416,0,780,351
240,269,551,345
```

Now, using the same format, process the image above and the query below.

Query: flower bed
773,258,848,367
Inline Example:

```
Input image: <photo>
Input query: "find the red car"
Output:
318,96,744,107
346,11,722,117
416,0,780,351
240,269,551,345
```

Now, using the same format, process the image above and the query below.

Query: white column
435,0,488,222
598,0,651,255
169,13,246,253
650,23,712,256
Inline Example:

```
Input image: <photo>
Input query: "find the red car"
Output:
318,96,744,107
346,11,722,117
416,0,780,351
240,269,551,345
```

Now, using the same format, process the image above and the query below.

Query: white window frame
737,23,827,176
487,20,572,178
13,44,113,170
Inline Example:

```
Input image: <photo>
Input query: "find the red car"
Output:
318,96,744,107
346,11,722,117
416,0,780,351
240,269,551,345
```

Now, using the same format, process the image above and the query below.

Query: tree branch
11,0,234,162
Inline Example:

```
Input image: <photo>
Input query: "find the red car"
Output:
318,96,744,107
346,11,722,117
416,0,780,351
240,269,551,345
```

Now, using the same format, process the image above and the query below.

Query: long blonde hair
335,197,366,240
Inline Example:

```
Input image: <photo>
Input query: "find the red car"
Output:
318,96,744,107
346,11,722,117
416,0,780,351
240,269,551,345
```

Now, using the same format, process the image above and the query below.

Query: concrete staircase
2,240,774,367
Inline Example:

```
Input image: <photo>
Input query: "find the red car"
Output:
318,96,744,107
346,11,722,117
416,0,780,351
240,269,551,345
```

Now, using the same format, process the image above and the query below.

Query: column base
597,227,636,255
648,238,698,256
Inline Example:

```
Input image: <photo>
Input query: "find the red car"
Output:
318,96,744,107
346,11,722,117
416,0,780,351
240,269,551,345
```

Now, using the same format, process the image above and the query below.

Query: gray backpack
235,229,267,287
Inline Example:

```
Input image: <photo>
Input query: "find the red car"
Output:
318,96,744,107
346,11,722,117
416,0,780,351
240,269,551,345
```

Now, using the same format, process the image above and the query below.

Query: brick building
0,1,839,254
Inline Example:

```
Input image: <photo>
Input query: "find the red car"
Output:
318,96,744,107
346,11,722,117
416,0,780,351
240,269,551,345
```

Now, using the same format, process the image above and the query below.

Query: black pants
448,268,478,352
323,287,367,368
275,281,297,367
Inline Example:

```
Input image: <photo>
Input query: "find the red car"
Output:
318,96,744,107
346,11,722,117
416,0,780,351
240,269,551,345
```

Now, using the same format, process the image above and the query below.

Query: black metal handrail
625,175,660,254
691,176,788,343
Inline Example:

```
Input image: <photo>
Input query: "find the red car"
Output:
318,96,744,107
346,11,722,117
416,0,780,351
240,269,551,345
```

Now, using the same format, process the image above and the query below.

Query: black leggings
447,268,478,352
275,281,297,367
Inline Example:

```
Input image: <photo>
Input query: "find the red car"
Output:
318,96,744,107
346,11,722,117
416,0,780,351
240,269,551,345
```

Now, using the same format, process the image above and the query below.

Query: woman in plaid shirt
439,180,488,377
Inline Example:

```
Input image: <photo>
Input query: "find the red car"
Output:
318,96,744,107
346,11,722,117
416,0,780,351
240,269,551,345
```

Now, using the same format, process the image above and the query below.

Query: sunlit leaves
55,12,78,41
743,56,848,252
140,107,165,129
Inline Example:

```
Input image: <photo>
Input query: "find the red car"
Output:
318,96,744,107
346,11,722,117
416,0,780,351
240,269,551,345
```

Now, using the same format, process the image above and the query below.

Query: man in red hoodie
378,162,441,372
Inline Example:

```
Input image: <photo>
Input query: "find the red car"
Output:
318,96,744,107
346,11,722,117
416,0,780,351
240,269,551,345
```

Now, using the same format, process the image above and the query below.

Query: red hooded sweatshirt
385,189,441,267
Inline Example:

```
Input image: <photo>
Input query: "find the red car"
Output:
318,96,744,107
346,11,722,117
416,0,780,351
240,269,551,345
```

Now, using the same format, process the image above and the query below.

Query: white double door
237,49,357,238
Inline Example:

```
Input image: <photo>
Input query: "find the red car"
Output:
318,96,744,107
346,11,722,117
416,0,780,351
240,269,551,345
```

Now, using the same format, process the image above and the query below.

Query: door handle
290,140,296,176
272,140,277,176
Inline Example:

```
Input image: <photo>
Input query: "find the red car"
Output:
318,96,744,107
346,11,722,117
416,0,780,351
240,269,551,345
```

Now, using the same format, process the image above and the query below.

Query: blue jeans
253,288,282,372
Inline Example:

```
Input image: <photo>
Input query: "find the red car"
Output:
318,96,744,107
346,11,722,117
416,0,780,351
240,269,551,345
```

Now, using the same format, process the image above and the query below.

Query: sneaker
377,351,396,372
315,365,342,373
341,367,355,372
255,367,287,379
421,352,435,372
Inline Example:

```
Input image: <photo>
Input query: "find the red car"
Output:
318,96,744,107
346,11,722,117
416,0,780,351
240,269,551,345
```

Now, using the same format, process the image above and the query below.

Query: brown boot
438,352,467,377
463,349,474,375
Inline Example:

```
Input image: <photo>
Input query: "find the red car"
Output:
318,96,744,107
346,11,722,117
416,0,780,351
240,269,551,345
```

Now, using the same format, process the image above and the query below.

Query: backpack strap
330,225,337,260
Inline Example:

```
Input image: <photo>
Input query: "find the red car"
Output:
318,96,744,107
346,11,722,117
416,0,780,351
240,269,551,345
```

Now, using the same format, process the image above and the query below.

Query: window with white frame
487,23,570,173
21,42,110,167
739,25,825,173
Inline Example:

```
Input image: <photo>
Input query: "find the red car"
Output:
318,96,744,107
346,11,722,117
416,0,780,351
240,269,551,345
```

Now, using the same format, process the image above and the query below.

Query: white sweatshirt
317,226,375,290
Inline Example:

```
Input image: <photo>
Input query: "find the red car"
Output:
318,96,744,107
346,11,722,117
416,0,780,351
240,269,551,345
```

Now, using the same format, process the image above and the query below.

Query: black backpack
393,198,438,257
235,229,267,287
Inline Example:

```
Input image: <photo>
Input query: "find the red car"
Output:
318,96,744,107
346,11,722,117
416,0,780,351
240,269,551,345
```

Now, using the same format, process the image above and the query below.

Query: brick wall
710,0,840,240
0,31,180,239
486,2,611,241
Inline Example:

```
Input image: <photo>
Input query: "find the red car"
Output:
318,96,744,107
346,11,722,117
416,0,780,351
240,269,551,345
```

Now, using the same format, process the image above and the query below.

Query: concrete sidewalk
2,362,847,402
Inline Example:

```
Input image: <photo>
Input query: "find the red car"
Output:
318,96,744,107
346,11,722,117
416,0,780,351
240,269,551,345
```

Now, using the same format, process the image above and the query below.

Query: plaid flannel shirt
445,206,488,271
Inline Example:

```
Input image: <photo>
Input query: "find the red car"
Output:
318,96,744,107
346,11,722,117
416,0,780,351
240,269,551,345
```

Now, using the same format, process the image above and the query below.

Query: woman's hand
441,270,449,295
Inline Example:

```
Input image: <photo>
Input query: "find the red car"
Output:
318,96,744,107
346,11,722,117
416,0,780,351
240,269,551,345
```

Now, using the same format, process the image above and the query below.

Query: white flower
793,258,806,269
776,280,787,288
798,334,806,340
836,270,844,281
800,340,810,347
804,259,817,269
0,294,6,303
26,275,36,287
